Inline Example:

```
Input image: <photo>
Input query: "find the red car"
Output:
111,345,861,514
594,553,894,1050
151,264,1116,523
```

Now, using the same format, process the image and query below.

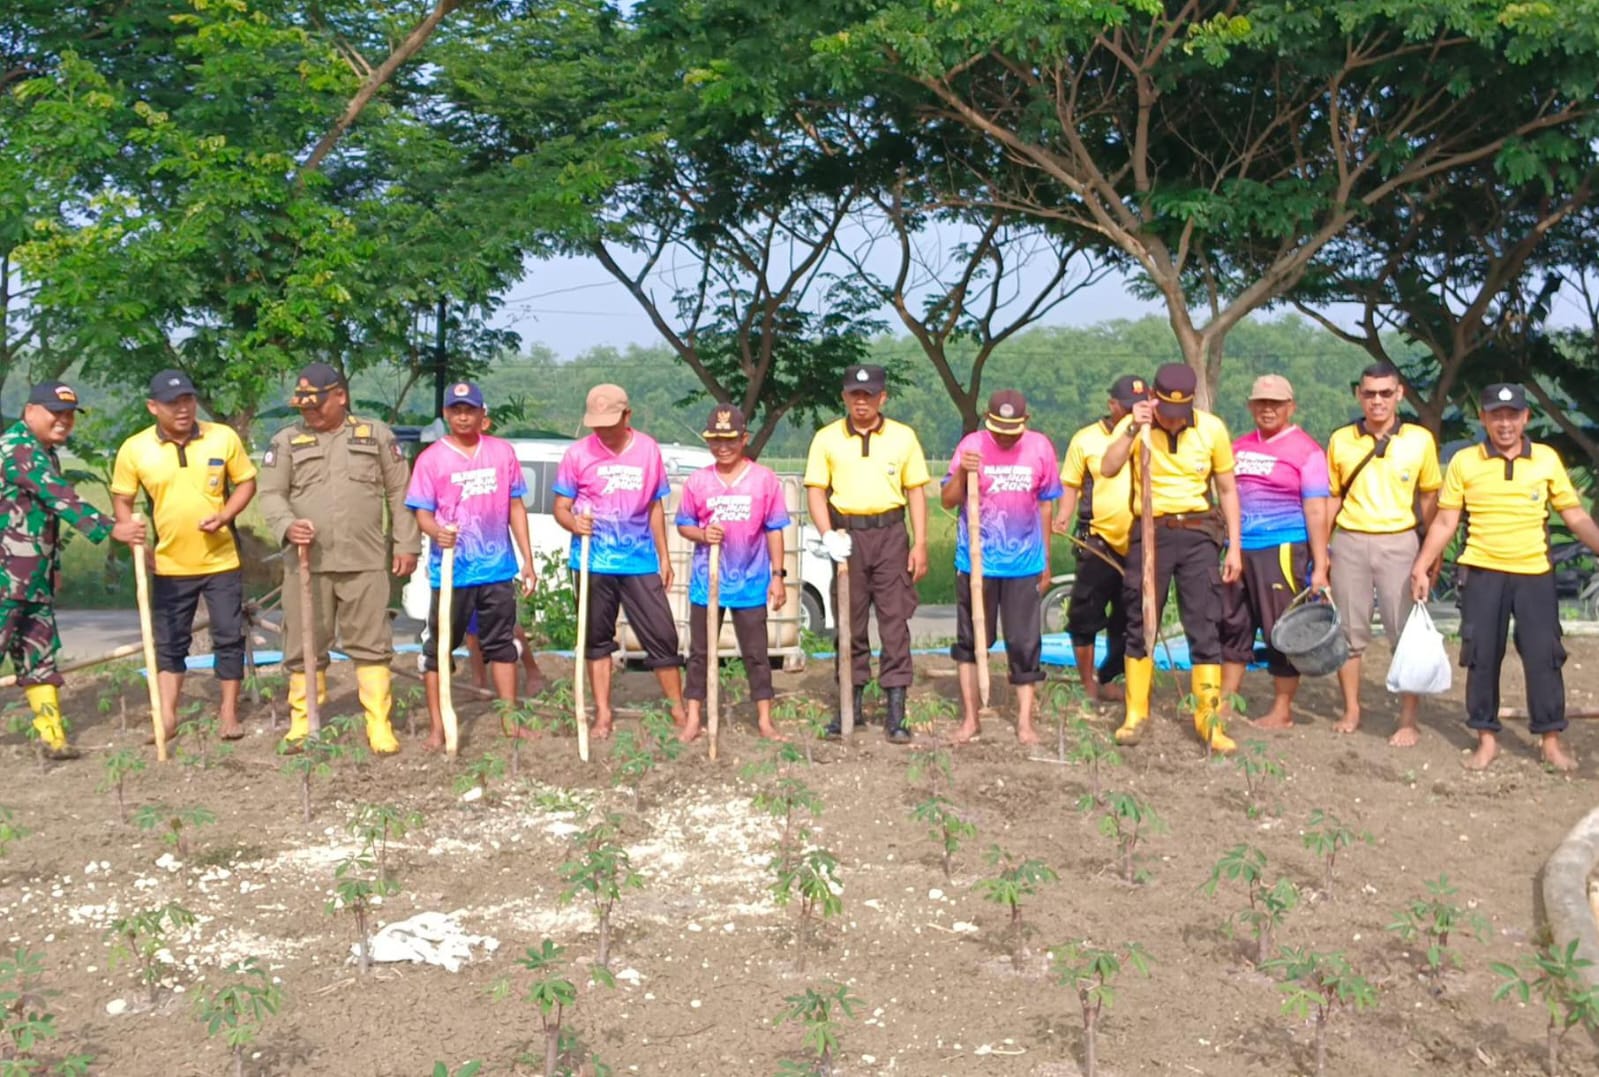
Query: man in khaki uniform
257,363,420,752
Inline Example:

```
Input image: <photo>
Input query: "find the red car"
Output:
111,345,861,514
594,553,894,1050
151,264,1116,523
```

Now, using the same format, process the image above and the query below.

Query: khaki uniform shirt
257,415,420,573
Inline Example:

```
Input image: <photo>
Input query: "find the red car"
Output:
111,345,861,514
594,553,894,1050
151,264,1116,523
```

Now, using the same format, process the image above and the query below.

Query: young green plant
106,902,198,1004
1231,740,1287,818
610,708,684,811
1066,717,1121,803
1262,947,1377,1077
1202,844,1299,966
490,940,579,1077
194,957,283,1077
1041,677,1088,763
452,752,508,805
773,981,861,1077
1301,809,1371,900
1082,790,1165,884
0,806,28,860
98,749,146,823
131,804,217,858
975,845,1058,967
558,813,644,970
95,662,143,733
1050,940,1152,1077
0,947,93,1075
278,715,367,823
909,795,977,882
1387,874,1487,983
493,699,541,779
347,803,425,890
771,845,843,973
1492,938,1599,1076
325,852,398,975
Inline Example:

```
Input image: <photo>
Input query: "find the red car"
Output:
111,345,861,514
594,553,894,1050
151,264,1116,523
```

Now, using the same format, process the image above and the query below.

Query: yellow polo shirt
111,422,257,576
1327,420,1441,534
1110,410,1235,516
1440,440,1581,575
1061,418,1133,553
804,416,930,515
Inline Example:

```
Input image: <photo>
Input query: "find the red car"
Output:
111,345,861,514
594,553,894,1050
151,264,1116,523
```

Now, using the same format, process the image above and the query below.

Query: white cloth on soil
356,911,498,973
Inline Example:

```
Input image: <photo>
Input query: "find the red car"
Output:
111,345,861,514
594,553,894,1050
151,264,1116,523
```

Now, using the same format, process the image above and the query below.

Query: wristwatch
774,569,788,578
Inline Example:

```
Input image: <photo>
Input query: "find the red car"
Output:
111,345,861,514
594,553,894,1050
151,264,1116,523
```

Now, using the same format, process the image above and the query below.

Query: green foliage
610,709,684,811
909,795,976,882
174,702,231,770
392,683,425,740
975,845,1057,963
194,957,283,1076
1202,844,1299,966
1387,874,1487,979
771,697,828,763
1492,939,1599,1076
522,550,579,650
453,753,508,804
130,804,216,858
347,803,425,890
0,807,28,860
719,658,749,710
97,749,145,823
1041,677,1089,762
94,663,143,732
1301,810,1372,900
491,940,586,1077
771,844,843,972
1050,940,1153,1077
1263,947,1377,1076
431,1064,483,1077
325,853,398,976
558,814,644,970
773,982,861,1077
1082,791,1165,884
905,739,953,797
106,903,198,1005
493,700,541,779
0,948,93,1075
278,716,367,823
1230,740,1286,818
1066,717,1121,803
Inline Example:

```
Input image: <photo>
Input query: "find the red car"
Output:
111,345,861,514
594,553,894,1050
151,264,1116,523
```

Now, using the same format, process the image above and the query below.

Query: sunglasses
1359,388,1398,400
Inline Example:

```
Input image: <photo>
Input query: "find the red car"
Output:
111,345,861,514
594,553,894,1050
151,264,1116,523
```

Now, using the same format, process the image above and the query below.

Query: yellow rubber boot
284,671,328,744
25,684,75,757
1191,664,1236,755
355,665,400,755
1114,657,1155,745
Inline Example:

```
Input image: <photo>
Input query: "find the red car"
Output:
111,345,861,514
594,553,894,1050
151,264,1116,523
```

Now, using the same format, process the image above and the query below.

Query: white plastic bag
1385,605,1452,695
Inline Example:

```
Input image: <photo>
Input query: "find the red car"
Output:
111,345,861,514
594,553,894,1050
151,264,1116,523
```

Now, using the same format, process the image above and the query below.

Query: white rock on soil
105,999,127,1016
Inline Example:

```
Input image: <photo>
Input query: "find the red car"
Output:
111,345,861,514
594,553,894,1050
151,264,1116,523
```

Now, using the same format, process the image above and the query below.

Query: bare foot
501,724,539,741
219,719,245,740
677,721,703,744
1463,737,1499,771
1252,713,1294,731
1332,711,1361,735
757,724,787,742
590,719,614,741
1097,683,1125,702
1541,736,1578,773
1388,724,1421,748
1016,723,1042,746
423,733,446,752
949,722,982,745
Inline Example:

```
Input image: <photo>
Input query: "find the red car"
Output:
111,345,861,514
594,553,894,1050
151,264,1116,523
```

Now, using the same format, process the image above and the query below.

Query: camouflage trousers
0,599,62,686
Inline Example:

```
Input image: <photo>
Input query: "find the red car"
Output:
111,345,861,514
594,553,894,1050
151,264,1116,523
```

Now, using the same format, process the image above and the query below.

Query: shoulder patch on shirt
263,448,277,467
390,441,404,461
354,424,371,439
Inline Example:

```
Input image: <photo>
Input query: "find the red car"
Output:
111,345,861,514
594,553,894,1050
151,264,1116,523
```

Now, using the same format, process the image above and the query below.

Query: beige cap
582,383,630,427
1249,374,1294,401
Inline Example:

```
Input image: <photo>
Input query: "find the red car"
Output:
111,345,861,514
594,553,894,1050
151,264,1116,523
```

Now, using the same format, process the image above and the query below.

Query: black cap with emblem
1480,383,1528,412
841,364,887,394
291,362,345,405
26,381,87,413
702,404,748,439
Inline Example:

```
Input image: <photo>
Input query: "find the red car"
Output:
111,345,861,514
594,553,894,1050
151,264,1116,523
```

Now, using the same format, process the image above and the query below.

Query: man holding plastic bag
1410,384,1599,772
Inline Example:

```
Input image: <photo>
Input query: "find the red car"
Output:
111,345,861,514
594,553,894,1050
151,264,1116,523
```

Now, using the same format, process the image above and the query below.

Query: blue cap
444,382,485,410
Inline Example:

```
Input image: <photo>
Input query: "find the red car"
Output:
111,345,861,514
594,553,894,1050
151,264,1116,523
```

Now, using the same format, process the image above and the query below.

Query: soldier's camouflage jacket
0,420,113,602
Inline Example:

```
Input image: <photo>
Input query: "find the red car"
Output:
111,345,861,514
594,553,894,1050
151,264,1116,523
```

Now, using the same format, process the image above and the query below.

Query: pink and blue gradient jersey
675,462,790,608
404,435,527,588
553,431,671,575
942,430,1063,578
1232,426,1330,550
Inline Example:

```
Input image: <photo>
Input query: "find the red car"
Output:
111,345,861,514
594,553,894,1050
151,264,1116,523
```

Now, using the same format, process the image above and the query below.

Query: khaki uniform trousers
282,566,393,672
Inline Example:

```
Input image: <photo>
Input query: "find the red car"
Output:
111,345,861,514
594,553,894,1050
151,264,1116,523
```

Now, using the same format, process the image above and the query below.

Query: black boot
885,687,911,744
823,686,866,739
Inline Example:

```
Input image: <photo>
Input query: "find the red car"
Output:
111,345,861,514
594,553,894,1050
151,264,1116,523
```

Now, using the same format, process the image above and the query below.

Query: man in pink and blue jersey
553,383,686,740
940,390,1063,745
676,405,790,742
1220,374,1332,729
405,381,537,751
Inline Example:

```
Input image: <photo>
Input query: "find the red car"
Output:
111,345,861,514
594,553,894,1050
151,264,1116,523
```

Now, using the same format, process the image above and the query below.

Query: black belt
829,508,904,531
1155,513,1212,530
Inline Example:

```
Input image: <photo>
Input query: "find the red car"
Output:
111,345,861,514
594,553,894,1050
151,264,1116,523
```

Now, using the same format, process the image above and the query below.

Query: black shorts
580,572,683,669
152,570,245,680
1066,536,1126,647
1221,543,1309,677
425,579,517,671
951,572,1046,684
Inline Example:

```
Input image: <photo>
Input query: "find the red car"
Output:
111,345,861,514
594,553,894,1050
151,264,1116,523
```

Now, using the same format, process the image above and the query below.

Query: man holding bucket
1219,375,1331,729
1410,384,1599,772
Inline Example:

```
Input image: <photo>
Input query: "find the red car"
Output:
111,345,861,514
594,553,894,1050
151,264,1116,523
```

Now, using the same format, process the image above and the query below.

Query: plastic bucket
1270,595,1349,677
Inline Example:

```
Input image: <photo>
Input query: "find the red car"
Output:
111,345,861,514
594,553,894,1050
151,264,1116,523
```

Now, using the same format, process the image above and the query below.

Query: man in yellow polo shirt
1100,363,1242,753
1052,374,1145,701
111,371,257,742
805,364,930,743
1326,360,1441,747
1411,384,1599,772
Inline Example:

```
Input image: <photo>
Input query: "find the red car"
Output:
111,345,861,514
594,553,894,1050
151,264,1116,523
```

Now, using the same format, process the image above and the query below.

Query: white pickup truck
400,436,836,645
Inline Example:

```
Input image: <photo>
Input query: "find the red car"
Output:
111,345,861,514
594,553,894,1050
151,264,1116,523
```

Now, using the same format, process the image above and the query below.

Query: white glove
821,530,853,563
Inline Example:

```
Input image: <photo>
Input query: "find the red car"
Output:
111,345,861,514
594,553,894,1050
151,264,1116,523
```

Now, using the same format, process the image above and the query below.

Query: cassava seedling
1301,809,1371,900
1201,844,1299,965
95,662,143,733
131,804,217,858
490,940,578,1077
610,708,684,811
325,853,397,975
773,981,861,1077
452,752,507,804
195,957,283,1077
244,669,287,730
278,716,367,823
98,749,146,823
558,813,644,970
6,703,48,773
1262,947,1377,1077
431,1064,483,1077
174,702,229,771
0,947,93,1074
1492,938,1599,1076
1067,717,1121,803
1231,740,1286,818
1041,677,1088,763
771,844,843,973
1082,790,1165,884
905,740,953,797
347,803,424,890
0,806,28,859
1386,874,1487,983
772,697,828,764
393,682,424,739
107,902,198,1004
493,699,541,779
975,845,1057,967
1050,940,1152,1077
909,795,976,881
719,658,749,710
745,746,823,863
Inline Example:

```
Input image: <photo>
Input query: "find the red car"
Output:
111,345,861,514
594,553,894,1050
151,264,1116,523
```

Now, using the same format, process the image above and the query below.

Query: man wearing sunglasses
1325,361,1442,747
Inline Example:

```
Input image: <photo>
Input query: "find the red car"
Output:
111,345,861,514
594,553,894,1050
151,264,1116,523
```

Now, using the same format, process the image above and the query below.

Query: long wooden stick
1139,430,1157,660
706,541,721,761
438,537,458,758
838,557,854,736
574,528,592,763
297,544,321,736
130,514,166,762
967,479,992,710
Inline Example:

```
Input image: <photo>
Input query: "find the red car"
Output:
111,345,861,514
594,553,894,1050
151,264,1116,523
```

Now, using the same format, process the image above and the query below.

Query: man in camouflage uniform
257,363,420,752
1,381,146,758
